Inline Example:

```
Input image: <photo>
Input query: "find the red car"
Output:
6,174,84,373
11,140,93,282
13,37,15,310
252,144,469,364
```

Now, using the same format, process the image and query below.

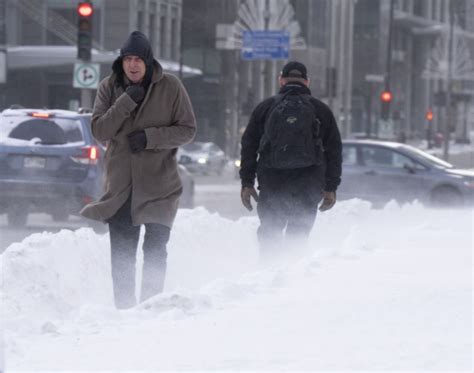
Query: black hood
112,31,154,89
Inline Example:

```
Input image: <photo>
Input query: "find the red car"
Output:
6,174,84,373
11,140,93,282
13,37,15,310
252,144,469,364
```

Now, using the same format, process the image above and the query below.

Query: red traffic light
426,109,434,121
77,2,93,17
380,90,392,103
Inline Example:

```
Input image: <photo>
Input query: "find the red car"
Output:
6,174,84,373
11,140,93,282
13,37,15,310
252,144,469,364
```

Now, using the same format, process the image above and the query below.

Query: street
0,165,249,253
1,148,473,253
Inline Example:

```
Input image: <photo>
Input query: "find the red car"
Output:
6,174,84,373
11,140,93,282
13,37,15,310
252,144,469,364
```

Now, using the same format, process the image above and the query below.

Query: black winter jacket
240,82,342,192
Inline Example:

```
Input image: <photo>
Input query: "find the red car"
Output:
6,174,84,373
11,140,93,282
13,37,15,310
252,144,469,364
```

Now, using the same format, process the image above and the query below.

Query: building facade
352,0,473,143
0,0,183,110
2,0,470,154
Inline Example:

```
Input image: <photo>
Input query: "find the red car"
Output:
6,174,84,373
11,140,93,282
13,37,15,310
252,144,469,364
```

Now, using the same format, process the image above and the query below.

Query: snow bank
1,200,470,325
1,199,472,371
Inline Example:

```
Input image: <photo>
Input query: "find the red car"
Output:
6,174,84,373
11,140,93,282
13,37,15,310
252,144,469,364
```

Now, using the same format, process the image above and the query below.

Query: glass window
361,146,420,169
182,143,203,151
361,146,395,167
137,0,145,32
149,2,157,47
1,116,84,145
171,6,179,61
342,145,357,165
402,145,453,169
160,4,168,58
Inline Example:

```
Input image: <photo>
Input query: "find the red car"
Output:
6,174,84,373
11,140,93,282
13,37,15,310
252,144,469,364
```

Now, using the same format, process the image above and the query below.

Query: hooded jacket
80,32,196,228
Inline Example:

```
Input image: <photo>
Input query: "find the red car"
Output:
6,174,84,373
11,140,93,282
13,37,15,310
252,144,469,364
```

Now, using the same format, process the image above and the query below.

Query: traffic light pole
384,0,394,97
81,89,93,109
443,1,455,161
77,1,94,109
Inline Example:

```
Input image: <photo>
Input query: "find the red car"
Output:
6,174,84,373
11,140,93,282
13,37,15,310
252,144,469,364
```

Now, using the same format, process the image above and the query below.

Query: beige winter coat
80,61,196,227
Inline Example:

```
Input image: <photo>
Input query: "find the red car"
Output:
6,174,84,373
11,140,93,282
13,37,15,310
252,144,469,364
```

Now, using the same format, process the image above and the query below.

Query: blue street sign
241,30,290,60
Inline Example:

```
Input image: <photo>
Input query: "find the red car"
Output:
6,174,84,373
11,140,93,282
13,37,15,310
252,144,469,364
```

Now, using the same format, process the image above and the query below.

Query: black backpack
258,92,323,169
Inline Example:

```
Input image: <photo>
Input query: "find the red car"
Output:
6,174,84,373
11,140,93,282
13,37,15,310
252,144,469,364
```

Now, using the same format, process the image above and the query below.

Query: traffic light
380,90,392,120
425,109,433,121
77,2,93,61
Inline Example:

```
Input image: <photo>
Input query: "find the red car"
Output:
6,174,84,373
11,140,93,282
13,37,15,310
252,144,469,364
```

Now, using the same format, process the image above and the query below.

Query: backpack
258,92,323,169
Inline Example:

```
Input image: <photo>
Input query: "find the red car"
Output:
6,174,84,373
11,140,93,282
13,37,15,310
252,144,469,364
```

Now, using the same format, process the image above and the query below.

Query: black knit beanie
112,31,154,89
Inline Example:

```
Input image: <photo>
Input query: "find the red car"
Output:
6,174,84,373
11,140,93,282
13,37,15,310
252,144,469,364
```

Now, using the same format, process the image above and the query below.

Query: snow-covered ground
1,199,472,372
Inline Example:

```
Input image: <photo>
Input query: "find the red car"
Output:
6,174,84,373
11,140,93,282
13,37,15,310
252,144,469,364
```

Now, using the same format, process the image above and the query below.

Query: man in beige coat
81,31,196,309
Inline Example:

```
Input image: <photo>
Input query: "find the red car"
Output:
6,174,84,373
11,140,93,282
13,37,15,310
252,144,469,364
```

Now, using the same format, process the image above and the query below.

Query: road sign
365,74,384,83
241,30,290,60
73,62,100,89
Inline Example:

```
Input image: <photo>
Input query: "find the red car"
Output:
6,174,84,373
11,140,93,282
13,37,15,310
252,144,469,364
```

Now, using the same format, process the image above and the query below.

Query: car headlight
234,159,241,167
197,157,208,164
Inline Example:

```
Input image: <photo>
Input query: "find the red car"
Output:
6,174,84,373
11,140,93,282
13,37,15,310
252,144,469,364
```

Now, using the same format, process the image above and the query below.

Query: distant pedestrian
81,31,196,309
239,61,342,262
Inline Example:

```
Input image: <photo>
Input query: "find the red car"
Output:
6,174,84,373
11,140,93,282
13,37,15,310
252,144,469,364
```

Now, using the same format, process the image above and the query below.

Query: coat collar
279,81,312,95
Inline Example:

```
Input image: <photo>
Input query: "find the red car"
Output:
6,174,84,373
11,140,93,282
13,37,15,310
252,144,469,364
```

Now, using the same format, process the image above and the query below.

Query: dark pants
108,197,170,309
256,187,321,263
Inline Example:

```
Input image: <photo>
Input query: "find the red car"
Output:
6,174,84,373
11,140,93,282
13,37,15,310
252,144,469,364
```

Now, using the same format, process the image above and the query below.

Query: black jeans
256,187,321,262
108,197,170,309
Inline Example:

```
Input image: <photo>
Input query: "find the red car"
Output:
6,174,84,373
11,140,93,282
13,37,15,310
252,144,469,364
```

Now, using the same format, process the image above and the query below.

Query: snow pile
1,199,472,371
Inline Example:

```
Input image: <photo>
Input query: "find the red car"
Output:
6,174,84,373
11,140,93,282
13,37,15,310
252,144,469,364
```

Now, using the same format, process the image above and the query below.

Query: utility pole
444,0,455,161
0,0,6,81
0,0,6,108
384,0,394,114
263,0,272,99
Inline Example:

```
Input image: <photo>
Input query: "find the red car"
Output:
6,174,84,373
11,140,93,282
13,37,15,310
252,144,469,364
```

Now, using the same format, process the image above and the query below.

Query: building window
413,0,423,16
149,1,157,47
137,0,145,32
171,6,178,60
160,4,167,58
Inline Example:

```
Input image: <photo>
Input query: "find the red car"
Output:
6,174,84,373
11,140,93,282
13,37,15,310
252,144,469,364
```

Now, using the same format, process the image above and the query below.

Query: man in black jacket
240,61,342,261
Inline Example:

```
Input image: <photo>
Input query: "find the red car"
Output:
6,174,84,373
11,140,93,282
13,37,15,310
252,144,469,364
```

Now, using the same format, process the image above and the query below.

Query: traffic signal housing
77,2,93,61
425,109,434,122
380,90,392,120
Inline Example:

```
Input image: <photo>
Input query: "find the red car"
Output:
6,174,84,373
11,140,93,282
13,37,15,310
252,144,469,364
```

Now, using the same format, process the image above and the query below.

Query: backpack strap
263,91,293,130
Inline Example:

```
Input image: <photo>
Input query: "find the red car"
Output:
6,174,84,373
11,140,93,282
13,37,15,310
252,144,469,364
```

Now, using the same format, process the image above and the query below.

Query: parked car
177,164,194,209
0,108,194,227
339,140,474,207
177,141,227,175
0,108,105,227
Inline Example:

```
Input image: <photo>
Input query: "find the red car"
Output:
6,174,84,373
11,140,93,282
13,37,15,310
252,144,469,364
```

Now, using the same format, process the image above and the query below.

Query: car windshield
401,145,454,169
182,143,205,152
0,115,85,146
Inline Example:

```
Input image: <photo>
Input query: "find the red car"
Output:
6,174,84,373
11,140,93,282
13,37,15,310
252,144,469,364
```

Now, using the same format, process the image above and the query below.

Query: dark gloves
319,191,336,212
127,130,147,153
241,186,259,211
125,85,146,104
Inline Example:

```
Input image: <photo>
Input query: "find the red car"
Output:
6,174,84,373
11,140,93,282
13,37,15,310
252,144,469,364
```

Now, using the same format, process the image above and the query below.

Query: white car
177,142,227,175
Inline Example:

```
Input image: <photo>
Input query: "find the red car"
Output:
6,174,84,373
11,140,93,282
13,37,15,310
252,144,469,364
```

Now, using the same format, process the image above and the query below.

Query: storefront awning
6,46,202,77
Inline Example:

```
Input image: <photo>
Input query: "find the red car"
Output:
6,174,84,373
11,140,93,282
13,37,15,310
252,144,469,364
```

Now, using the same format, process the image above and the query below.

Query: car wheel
7,206,28,227
430,186,463,208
